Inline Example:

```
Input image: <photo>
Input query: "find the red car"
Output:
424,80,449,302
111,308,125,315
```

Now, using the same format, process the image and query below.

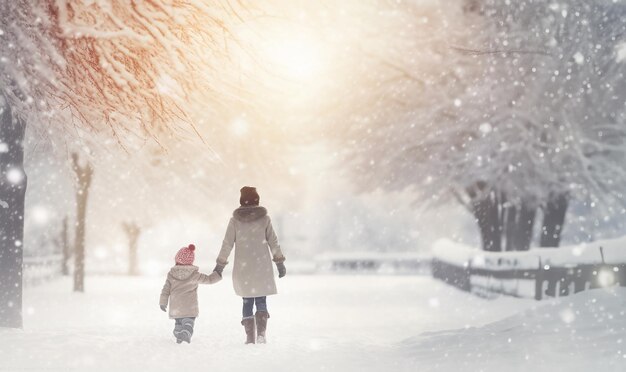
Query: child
213,186,286,344
160,244,221,343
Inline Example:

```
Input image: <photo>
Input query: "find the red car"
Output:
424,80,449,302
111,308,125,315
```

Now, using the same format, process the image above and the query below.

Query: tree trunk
72,153,93,292
123,222,141,276
502,200,537,251
61,216,71,276
468,184,502,252
0,98,27,328
504,202,517,251
540,192,568,247
513,202,536,251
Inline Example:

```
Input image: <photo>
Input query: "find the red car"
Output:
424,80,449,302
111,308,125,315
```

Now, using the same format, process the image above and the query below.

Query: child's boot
180,318,194,344
241,317,256,344
173,321,184,343
255,311,270,344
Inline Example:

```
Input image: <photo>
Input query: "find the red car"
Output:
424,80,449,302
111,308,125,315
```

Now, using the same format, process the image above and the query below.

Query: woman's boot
255,311,270,344
241,317,256,344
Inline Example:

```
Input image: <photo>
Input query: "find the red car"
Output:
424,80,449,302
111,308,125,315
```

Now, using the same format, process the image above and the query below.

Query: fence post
599,246,605,264
465,259,472,292
534,257,543,301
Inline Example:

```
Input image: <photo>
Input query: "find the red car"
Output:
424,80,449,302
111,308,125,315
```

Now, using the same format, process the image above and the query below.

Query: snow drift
402,287,626,372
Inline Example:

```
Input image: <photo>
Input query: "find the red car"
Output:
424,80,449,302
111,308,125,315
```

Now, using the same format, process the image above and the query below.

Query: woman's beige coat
159,265,221,319
217,206,285,297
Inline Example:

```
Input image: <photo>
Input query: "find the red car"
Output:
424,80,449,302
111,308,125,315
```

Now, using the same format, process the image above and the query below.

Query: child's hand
160,304,167,312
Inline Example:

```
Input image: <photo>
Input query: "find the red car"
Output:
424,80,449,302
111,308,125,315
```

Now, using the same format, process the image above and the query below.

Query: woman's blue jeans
242,296,267,318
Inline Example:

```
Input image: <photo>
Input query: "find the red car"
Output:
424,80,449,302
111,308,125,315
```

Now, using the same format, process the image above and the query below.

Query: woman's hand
276,262,286,278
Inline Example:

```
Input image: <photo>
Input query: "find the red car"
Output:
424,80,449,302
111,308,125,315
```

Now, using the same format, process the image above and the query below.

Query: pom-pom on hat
175,244,196,265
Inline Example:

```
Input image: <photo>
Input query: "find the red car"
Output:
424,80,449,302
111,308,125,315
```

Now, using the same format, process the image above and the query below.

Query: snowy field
1,275,625,372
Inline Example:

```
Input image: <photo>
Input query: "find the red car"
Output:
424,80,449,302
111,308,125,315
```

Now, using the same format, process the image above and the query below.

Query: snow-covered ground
1,275,624,371
404,288,626,371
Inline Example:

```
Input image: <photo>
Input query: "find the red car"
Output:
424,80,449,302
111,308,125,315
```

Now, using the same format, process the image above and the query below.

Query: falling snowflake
6,168,24,184
617,42,626,63
479,123,492,134
560,308,576,324
573,52,584,65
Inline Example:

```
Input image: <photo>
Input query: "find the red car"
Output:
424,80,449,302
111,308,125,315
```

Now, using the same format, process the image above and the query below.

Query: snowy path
1,275,623,371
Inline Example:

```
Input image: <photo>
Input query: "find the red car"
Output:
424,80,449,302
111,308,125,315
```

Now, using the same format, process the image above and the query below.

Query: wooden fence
432,254,626,300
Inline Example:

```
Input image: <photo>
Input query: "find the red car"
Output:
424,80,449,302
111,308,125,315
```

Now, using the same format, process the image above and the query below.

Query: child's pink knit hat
175,244,195,265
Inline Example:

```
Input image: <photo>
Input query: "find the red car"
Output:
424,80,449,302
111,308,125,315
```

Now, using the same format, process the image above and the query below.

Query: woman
213,186,286,344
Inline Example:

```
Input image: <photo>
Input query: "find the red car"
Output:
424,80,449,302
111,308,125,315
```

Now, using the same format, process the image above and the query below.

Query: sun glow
260,35,325,81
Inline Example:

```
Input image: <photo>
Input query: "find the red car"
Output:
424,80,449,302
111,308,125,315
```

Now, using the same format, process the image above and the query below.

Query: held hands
160,304,167,312
213,263,225,277
276,262,286,278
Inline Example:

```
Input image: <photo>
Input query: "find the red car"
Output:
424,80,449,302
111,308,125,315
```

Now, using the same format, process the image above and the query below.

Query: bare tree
71,153,93,293
0,0,248,327
61,216,71,276
122,221,141,276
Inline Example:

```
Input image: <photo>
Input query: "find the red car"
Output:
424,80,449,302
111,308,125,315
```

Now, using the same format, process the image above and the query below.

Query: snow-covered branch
0,0,249,145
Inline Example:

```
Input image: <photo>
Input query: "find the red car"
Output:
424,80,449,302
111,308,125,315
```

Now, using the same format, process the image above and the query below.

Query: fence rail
316,253,431,275
432,257,626,300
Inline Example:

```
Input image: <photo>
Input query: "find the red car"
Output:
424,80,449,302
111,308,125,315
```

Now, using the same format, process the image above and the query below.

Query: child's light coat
160,265,221,319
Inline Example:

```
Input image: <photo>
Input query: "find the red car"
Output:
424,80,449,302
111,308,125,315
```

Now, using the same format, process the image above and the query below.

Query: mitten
276,262,286,278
